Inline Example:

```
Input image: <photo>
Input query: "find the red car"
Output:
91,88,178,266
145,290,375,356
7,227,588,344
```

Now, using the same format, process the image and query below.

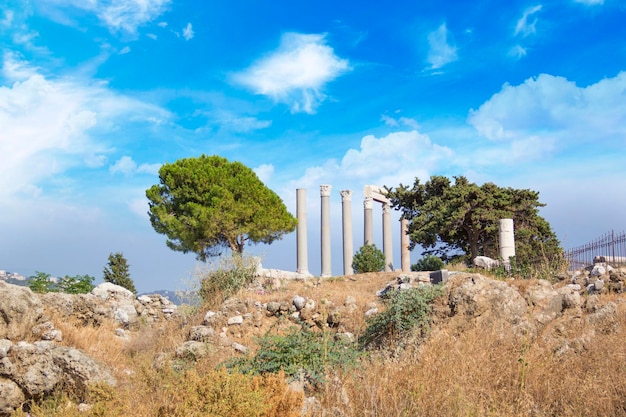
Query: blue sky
1,0,625,293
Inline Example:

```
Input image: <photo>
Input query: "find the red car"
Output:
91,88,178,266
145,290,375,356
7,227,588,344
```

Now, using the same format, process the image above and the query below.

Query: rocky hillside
0,263,625,416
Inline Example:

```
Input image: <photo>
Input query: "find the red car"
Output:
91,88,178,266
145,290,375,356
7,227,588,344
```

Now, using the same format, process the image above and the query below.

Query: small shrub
411,255,445,271
227,325,362,387
28,271,55,293
352,244,386,273
198,254,258,307
57,274,95,294
360,285,444,349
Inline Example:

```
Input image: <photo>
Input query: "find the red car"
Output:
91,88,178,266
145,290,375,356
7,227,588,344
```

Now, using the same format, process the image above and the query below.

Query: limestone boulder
525,280,564,326
0,281,44,340
6,342,116,399
91,283,138,326
0,377,25,417
447,274,531,338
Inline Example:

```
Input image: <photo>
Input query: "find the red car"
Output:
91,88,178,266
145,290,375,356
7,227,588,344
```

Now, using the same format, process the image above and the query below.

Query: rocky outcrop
0,281,44,340
0,340,116,416
0,281,178,416
43,283,178,328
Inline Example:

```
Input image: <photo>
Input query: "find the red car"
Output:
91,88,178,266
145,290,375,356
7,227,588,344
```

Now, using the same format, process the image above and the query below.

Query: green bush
198,254,258,307
359,285,444,349
57,274,95,294
411,255,445,271
28,271,55,293
227,326,361,386
352,244,386,273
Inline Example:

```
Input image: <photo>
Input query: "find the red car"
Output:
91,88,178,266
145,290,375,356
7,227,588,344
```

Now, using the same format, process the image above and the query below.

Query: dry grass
318,297,626,417
18,272,626,417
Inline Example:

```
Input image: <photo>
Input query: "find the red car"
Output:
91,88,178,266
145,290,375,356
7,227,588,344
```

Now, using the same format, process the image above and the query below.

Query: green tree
57,274,95,294
103,252,136,294
352,244,386,273
28,271,54,293
386,175,562,266
146,155,297,261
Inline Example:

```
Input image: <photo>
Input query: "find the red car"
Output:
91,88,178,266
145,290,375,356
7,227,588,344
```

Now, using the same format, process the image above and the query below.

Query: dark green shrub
199,255,258,307
352,244,386,273
227,326,361,386
103,252,136,294
411,255,445,271
359,285,444,349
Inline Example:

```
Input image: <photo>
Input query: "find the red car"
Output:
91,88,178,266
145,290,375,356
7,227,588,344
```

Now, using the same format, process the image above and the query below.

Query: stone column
296,188,309,275
499,218,515,269
340,190,354,276
364,196,373,246
320,185,332,277
401,218,411,272
382,202,393,271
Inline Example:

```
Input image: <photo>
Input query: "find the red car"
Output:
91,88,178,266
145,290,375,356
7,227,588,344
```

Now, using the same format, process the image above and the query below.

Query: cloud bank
233,33,350,114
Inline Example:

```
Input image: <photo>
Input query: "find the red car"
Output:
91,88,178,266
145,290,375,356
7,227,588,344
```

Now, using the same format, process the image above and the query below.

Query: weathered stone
0,340,12,359
188,326,215,342
292,295,306,311
365,307,378,317
232,343,248,353
0,377,25,416
0,281,44,340
227,315,243,325
203,311,218,324
266,302,281,314
448,274,530,338
175,341,209,360
8,342,115,399
526,280,563,326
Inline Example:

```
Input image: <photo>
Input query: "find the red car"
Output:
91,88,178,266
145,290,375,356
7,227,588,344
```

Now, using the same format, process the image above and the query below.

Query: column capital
320,184,332,197
364,196,373,209
340,190,352,201
382,202,391,214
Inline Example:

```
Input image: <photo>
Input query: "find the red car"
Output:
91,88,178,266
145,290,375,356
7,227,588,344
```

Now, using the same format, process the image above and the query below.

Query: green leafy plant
103,252,136,294
352,244,386,273
57,274,95,294
360,285,444,349
198,254,258,307
28,271,55,293
227,325,361,386
411,255,445,271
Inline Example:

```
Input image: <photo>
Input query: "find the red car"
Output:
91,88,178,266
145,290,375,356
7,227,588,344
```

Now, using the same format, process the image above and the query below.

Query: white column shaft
296,188,308,274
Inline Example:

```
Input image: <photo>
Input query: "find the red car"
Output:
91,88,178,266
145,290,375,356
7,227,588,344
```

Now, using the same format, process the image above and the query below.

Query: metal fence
565,230,626,270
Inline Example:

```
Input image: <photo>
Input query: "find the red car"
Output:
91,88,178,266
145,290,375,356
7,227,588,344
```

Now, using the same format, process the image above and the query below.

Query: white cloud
182,22,194,40
233,32,350,114
426,23,458,70
509,44,527,60
292,130,454,193
254,164,275,184
380,114,420,129
119,46,131,54
514,5,542,37
467,72,626,164
110,156,161,176
110,156,137,176
33,0,170,36
0,54,170,200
